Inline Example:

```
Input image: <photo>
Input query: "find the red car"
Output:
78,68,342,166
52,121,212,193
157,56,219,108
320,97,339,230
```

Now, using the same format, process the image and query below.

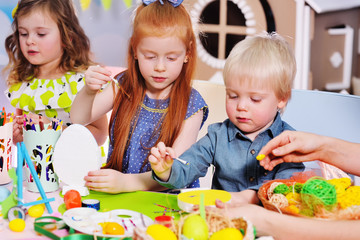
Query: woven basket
258,179,360,220
258,179,305,217
133,215,255,240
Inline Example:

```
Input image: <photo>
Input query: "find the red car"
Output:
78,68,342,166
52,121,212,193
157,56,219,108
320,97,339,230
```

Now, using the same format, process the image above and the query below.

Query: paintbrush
165,152,189,165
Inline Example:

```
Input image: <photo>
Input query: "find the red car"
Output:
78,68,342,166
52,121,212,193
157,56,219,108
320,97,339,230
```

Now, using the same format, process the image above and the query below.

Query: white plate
53,124,101,187
62,207,153,237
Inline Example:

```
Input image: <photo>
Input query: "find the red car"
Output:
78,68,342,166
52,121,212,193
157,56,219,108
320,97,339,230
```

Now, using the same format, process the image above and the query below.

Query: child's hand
84,169,128,193
84,65,113,94
148,142,174,181
12,115,24,144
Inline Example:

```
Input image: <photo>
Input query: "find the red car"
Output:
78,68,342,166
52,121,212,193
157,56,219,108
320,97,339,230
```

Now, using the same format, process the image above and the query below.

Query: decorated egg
101,222,125,235
36,196,46,209
210,227,243,240
9,219,26,232
64,190,81,209
28,205,45,218
146,224,177,240
182,214,209,240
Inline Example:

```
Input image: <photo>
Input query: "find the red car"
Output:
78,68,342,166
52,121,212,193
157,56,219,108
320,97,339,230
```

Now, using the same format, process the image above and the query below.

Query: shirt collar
227,112,283,142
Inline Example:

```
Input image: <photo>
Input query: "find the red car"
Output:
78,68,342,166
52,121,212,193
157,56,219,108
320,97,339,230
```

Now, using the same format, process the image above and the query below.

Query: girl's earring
184,56,189,63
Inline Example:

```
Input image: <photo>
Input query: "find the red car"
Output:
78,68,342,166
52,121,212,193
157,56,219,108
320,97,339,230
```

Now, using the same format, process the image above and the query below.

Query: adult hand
258,130,326,171
215,199,265,226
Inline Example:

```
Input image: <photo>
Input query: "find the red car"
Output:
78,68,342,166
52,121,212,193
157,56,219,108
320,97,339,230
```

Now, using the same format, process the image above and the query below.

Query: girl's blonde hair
4,0,93,85
105,1,197,171
223,32,296,102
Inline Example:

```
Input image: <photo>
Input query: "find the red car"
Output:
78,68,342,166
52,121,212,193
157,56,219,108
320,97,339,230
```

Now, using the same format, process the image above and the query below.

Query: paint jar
154,215,173,228
0,122,13,185
23,125,61,192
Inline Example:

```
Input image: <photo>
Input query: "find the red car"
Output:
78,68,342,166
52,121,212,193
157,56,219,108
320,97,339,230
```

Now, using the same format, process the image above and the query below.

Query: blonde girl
71,0,208,193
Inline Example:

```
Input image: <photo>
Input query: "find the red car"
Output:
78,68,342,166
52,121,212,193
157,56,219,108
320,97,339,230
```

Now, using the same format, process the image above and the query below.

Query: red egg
64,190,81,209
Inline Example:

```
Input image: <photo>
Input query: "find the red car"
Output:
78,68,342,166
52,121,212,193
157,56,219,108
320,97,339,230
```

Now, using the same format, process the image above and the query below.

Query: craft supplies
28,205,45,218
64,190,82,210
7,206,27,221
9,218,26,232
143,209,254,240
82,199,100,211
256,154,265,161
258,177,360,219
23,119,61,192
209,227,243,240
0,108,13,127
110,76,119,85
16,142,55,214
146,224,177,240
154,215,173,228
165,152,189,165
301,178,337,213
0,110,13,185
22,115,62,132
177,189,231,212
52,124,101,196
100,222,125,235
62,208,153,237
182,214,209,240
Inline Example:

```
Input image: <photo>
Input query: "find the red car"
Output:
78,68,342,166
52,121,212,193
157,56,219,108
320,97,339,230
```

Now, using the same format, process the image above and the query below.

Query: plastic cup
0,122,13,185
23,126,61,192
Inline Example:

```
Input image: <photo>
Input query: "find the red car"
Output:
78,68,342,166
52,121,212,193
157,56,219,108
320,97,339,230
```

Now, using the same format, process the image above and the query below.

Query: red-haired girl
71,0,208,193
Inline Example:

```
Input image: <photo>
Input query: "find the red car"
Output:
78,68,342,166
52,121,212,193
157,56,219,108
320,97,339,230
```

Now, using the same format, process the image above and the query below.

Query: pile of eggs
144,213,250,240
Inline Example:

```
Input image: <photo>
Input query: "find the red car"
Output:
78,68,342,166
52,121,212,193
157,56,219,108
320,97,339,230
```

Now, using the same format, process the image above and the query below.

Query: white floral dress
4,72,85,127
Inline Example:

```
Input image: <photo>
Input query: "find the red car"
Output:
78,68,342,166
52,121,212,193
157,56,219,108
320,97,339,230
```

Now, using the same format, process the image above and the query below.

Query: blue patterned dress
108,88,208,188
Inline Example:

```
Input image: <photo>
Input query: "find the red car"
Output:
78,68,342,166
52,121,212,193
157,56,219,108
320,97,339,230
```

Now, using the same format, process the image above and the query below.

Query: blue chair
192,80,227,188
282,89,360,184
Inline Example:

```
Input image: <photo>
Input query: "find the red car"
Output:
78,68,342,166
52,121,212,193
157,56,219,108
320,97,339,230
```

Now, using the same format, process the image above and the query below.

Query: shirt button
249,176,255,182
264,171,268,176
250,149,256,155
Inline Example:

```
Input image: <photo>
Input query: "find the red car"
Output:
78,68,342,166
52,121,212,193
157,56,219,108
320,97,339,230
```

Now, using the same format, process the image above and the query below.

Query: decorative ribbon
142,0,183,7
34,216,121,240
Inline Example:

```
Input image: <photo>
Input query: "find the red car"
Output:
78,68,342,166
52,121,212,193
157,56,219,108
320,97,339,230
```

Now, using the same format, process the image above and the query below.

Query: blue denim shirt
153,113,305,191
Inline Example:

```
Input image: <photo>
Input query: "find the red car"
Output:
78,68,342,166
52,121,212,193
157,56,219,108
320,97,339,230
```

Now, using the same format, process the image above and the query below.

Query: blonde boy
149,32,304,204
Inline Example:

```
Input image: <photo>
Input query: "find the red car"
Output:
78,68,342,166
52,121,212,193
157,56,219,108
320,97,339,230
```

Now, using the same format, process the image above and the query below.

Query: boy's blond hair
223,32,296,102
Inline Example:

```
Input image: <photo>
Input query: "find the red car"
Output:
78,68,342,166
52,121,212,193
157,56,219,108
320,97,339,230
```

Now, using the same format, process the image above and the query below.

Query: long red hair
104,1,197,171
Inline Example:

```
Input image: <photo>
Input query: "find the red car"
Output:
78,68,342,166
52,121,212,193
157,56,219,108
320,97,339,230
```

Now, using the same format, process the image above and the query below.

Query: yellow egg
182,214,209,240
9,219,26,232
102,222,125,235
36,197,46,209
28,205,45,218
210,228,243,240
146,224,177,240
